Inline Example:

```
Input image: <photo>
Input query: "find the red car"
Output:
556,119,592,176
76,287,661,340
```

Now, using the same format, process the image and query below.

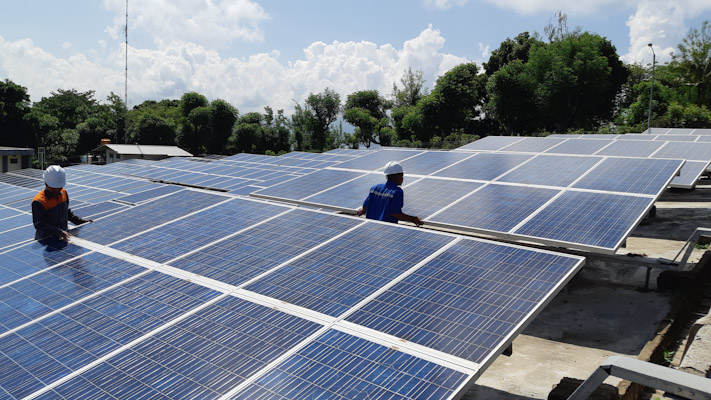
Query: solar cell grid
573,158,683,195
71,201,127,220
673,161,710,187
497,137,565,153
496,155,600,187
346,239,582,363
0,271,220,400
303,173,383,209
169,209,362,286
0,214,27,233
0,239,87,285
433,153,533,181
251,169,365,201
457,136,523,151
593,140,665,157
114,185,184,204
428,184,560,233
398,151,474,176
0,206,22,220
403,178,484,219
232,329,469,400
334,149,424,171
245,222,454,317
654,135,698,141
0,252,146,334
544,139,613,155
514,191,654,251
652,142,711,161
39,296,323,400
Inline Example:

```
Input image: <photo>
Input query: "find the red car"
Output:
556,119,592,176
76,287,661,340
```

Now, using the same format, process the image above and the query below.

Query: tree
206,99,238,154
672,20,711,108
126,99,181,144
391,68,428,140
0,79,32,147
262,107,291,153
291,102,313,151
343,90,392,147
106,92,127,144
136,115,176,145
484,32,542,76
431,63,487,137
177,92,209,154
304,88,340,151
228,112,262,153
486,61,539,135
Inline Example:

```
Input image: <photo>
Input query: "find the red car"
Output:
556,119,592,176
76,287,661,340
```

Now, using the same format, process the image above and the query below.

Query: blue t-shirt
362,180,403,223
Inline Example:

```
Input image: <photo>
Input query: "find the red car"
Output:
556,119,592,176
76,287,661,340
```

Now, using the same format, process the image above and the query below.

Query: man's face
392,173,404,186
44,185,62,198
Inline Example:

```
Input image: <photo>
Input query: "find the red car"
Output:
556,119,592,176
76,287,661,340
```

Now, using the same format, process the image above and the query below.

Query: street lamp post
647,43,656,133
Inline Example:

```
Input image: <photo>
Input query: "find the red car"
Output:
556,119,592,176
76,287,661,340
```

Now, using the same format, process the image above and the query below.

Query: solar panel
457,136,523,151
573,158,683,195
433,153,534,181
498,137,566,153
672,161,710,188
231,329,469,399
169,209,362,286
251,169,365,202
544,139,613,155
652,142,711,161
428,184,560,233
654,135,698,141
402,178,484,219
496,155,601,187
345,239,583,363
38,296,323,400
0,239,88,285
398,151,475,175
114,185,184,204
593,140,665,157
513,191,654,251
244,223,454,317
302,173,383,210
112,198,291,263
0,206,23,221
334,149,424,171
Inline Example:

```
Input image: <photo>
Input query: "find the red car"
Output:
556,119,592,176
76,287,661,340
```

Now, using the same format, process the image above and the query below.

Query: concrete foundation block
679,324,711,378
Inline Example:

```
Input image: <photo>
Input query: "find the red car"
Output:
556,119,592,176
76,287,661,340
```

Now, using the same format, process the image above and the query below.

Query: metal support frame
568,356,711,400
660,227,711,271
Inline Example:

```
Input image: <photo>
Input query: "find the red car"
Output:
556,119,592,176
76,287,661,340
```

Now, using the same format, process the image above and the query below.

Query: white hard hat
44,165,66,188
383,161,404,175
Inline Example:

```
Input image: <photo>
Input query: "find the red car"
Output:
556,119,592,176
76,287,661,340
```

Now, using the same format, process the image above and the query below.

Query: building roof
0,146,34,156
92,144,193,157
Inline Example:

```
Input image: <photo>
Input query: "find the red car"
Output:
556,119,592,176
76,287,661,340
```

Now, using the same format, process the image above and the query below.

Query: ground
462,177,711,399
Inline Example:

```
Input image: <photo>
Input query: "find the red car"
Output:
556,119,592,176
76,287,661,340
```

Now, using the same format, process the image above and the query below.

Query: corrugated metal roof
92,144,193,157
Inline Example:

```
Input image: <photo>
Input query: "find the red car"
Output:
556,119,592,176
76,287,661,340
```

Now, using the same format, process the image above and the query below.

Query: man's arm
391,213,423,226
67,195,92,225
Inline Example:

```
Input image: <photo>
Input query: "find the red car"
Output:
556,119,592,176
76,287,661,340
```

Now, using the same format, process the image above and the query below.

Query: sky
0,0,709,114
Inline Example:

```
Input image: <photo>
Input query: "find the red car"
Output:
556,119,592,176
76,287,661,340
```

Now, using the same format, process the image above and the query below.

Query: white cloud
103,0,270,48
478,43,490,59
62,41,72,50
621,0,711,65
0,26,468,114
423,0,639,15
422,0,470,10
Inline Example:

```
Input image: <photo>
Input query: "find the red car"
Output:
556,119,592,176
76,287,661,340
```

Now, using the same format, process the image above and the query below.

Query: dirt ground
462,177,711,399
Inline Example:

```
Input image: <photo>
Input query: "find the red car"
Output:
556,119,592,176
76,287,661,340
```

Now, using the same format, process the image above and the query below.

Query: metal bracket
659,227,711,271
568,356,711,400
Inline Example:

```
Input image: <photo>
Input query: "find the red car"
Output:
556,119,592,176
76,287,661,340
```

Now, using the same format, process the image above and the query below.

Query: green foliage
343,90,392,147
0,79,32,147
672,20,711,108
486,61,538,134
227,107,291,155
126,99,181,144
660,103,711,128
206,99,238,154
483,32,542,76
304,88,340,151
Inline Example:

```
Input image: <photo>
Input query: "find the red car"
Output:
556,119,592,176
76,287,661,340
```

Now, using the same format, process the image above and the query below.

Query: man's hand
356,206,365,216
410,216,424,227
58,230,71,241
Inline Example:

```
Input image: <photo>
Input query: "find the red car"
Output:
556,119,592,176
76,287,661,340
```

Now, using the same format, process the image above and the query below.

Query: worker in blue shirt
357,161,423,226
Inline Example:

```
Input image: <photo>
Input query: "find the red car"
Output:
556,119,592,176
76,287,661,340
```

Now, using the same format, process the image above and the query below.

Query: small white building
0,147,34,172
92,144,193,164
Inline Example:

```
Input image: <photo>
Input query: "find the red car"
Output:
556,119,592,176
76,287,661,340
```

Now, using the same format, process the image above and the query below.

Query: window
10,158,18,164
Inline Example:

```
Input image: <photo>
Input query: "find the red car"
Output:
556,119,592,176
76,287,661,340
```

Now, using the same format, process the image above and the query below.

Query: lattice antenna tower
124,0,128,143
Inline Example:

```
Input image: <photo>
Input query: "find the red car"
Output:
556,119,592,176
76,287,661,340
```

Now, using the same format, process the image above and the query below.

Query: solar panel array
251,148,682,253
0,185,584,400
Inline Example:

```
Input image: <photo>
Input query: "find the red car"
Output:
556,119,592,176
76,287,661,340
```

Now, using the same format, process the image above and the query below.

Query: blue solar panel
113,198,290,263
671,161,709,188
433,153,533,181
0,252,146,334
514,191,654,250
74,190,227,245
232,329,469,399
457,136,523,151
496,155,601,187
36,296,323,400
0,225,35,251
429,184,560,233
346,239,582,363
334,149,424,171
403,178,484,219
573,158,683,195
544,139,613,155
0,206,23,220
0,239,88,285
169,209,362,286
652,142,711,161
245,223,454,317
497,137,565,153
251,169,365,201
0,183,35,205
655,135,698,141
398,151,475,175
303,173,383,209
593,140,665,157
114,185,183,204
0,214,28,233
71,201,127,220
0,271,219,400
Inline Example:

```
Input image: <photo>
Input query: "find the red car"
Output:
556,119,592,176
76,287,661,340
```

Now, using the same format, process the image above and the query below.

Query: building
92,144,193,164
0,146,33,172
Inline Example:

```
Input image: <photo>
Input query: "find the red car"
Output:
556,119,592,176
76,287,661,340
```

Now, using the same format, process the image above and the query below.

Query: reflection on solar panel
303,173,383,209
514,191,653,250
0,239,87,285
399,151,474,175
232,329,469,399
252,169,364,201
112,198,290,263
40,296,323,399
573,158,683,195
498,137,565,153
245,223,454,317
544,139,613,155
652,142,711,161
0,271,220,400
334,149,424,171
654,135,698,141
114,185,183,204
346,239,581,363
169,209,362,286
674,161,711,187
0,252,146,334
402,178,484,219
593,140,665,157
496,155,600,187
434,153,533,181
72,201,127,220
429,184,560,233
458,136,523,151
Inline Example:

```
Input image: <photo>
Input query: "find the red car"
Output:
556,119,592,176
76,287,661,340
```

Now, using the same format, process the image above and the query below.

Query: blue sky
1,0,709,114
